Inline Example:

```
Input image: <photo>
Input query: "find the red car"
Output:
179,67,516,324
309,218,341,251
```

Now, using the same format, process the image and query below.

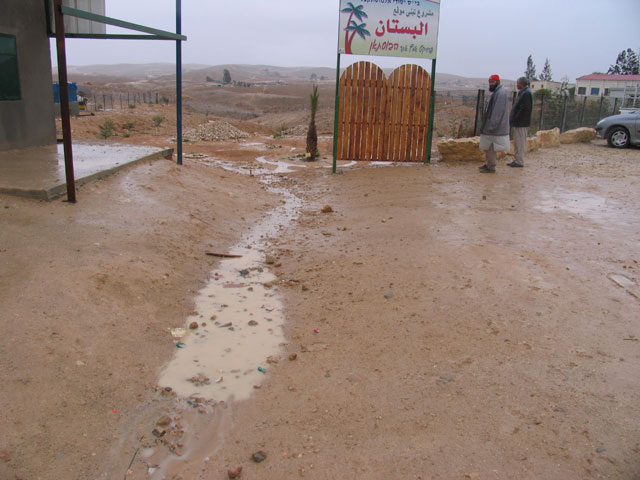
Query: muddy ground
1,108,640,480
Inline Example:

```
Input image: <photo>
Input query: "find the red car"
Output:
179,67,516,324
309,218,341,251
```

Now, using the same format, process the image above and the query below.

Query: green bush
152,115,165,127
128,104,136,109
98,120,115,139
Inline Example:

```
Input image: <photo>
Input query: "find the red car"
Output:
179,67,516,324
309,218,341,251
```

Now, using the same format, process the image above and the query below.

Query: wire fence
79,91,176,112
433,89,634,139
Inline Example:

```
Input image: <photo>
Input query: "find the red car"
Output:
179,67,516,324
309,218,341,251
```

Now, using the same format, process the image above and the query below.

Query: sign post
332,0,441,168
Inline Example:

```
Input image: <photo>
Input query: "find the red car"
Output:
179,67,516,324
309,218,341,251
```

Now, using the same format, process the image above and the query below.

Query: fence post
612,97,619,114
539,94,545,131
579,96,587,126
598,95,604,120
560,96,568,133
473,89,484,136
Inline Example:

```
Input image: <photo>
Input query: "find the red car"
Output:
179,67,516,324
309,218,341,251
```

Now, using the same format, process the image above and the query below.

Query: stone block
536,128,561,148
437,137,485,162
560,127,597,144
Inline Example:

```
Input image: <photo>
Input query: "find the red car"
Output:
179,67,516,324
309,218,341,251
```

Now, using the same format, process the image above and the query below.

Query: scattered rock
301,285,309,291
156,416,172,426
152,428,166,438
248,320,259,326
251,451,267,463
321,205,333,213
265,255,276,265
384,292,395,299
0,450,10,463
227,466,243,478
189,322,199,330
289,353,298,361
184,120,250,142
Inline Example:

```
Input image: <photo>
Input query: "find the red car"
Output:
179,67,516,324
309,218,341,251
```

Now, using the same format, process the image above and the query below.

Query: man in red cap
478,74,510,173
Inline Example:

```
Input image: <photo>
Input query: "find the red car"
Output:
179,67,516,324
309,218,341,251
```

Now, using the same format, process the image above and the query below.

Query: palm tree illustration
341,2,368,54
344,21,371,54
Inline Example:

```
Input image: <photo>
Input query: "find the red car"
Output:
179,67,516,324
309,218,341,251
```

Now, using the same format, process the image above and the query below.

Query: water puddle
157,172,302,403
536,189,629,226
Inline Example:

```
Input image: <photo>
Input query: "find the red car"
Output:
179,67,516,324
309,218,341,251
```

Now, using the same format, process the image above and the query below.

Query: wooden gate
336,62,431,162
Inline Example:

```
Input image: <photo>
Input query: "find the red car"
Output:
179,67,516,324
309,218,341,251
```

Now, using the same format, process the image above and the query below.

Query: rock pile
560,127,597,144
185,121,250,142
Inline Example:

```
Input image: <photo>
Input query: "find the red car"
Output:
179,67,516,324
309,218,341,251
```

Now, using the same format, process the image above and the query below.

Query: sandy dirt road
1,138,639,480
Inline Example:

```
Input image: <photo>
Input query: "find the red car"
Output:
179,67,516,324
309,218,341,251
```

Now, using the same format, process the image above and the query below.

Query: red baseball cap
489,74,500,82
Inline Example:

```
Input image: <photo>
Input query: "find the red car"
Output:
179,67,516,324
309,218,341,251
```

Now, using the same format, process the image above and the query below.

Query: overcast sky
51,0,640,81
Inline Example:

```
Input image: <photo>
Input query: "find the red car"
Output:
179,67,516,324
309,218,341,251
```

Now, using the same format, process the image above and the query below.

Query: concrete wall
0,0,56,151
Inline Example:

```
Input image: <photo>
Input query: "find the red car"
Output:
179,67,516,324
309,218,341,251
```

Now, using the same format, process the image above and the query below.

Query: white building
530,80,567,94
575,74,640,107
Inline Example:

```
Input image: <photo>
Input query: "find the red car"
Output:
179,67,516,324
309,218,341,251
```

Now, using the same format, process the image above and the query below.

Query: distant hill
56,63,514,90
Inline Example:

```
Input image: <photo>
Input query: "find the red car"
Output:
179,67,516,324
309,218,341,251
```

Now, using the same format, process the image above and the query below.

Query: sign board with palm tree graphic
339,0,440,59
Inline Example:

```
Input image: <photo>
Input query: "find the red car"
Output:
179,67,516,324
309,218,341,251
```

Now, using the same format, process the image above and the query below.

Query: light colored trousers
513,127,528,166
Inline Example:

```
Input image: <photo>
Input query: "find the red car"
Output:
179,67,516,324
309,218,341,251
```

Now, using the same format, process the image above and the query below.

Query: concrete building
1,0,57,151
575,74,640,107
530,80,567,94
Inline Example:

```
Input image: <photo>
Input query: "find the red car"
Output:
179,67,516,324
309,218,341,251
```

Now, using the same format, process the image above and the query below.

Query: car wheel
607,126,630,148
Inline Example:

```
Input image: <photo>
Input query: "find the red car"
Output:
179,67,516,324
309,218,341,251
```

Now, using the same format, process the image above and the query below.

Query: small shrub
96,104,103,111
123,122,135,130
98,120,115,139
152,115,165,127
122,132,131,138
160,96,169,104
128,104,136,109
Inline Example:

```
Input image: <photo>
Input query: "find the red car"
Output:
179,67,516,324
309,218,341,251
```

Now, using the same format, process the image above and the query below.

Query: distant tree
539,58,553,81
206,76,215,82
223,69,232,84
310,73,318,81
533,88,552,99
525,55,537,83
306,85,319,160
608,48,639,75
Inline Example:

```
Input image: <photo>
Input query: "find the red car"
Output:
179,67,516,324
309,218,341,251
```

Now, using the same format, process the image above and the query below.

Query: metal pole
539,94,545,131
425,58,437,163
598,95,604,120
332,53,341,174
579,96,587,126
53,0,76,203
560,96,568,133
176,0,183,165
612,97,619,114
473,89,482,136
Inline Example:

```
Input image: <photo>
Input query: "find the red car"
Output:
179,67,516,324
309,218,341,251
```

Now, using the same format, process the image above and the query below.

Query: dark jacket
510,87,533,127
480,84,509,136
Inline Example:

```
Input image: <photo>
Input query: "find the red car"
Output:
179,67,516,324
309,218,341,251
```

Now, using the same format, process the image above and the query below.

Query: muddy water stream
147,159,303,479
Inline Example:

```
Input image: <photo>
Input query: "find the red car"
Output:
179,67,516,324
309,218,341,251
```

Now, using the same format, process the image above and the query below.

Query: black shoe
507,162,523,168
479,164,495,173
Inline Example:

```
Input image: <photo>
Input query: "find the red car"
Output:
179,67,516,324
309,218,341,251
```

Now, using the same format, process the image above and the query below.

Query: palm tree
344,21,371,54
306,85,319,160
341,3,368,54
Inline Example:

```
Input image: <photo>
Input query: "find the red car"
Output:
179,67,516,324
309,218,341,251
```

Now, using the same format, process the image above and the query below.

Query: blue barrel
53,83,78,103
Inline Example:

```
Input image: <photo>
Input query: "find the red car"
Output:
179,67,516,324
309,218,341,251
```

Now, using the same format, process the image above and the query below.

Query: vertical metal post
473,89,483,136
612,97,619,115
539,94,545,131
176,0,183,165
53,0,76,203
425,58,437,163
560,96,568,132
579,96,587,126
332,53,341,174
598,95,604,120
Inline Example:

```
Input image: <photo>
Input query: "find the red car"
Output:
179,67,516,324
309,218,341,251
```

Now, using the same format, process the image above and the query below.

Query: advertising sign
338,0,440,59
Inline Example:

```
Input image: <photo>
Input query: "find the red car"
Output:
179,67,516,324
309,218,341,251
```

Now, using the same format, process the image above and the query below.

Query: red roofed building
575,74,640,108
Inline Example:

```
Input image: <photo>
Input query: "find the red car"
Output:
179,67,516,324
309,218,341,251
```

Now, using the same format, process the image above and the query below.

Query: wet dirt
2,135,640,480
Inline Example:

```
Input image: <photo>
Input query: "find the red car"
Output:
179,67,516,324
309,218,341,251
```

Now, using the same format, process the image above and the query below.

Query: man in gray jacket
508,77,533,167
479,74,510,173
